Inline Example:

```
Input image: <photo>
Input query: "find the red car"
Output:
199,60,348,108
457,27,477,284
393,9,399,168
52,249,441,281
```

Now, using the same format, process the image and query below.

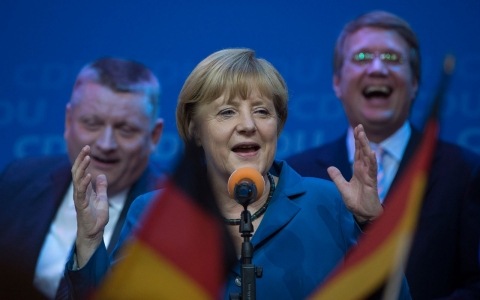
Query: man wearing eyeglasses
287,10,480,299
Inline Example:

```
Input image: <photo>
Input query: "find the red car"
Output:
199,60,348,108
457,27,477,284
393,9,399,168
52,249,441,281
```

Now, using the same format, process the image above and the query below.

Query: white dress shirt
33,183,128,299
346,121,411,202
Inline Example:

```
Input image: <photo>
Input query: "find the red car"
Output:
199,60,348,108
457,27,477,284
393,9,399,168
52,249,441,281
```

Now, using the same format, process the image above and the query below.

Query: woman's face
192,87,278,184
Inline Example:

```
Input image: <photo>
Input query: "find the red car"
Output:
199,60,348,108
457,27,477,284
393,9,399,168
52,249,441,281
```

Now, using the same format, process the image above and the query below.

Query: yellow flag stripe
310,173,427,300
95,241,213,300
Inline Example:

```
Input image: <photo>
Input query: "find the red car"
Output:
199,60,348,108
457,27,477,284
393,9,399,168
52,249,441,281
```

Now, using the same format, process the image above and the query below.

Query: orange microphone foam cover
228,167,265,201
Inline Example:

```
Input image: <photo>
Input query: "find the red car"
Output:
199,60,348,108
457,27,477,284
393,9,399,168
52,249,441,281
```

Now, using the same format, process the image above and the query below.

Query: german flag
309,56,455,300
94,142,236,299
309,119,437,300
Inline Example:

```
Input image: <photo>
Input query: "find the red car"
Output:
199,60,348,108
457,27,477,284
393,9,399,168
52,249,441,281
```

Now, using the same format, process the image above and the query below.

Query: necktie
372,145,387,202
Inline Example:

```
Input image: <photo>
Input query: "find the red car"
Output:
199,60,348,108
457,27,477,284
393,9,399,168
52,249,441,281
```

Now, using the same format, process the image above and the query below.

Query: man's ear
149,118,164,152
332,74,343,99
188,122,202,146
64,103,72,140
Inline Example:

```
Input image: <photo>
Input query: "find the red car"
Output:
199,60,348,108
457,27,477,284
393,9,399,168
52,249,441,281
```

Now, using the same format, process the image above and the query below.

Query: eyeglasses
352,52,405,66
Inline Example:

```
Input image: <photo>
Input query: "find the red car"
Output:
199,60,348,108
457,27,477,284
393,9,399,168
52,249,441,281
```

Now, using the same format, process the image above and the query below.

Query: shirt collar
109,188,129,211
347,121,411,163
66,183,129,212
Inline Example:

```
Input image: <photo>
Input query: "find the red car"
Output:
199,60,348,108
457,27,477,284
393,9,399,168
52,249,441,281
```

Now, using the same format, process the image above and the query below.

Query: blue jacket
65,160,411,299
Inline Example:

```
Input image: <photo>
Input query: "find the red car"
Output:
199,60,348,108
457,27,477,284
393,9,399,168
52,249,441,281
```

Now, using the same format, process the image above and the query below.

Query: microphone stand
230,183,263,300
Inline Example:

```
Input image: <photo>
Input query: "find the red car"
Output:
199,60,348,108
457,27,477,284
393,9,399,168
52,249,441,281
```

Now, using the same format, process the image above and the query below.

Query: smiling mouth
91,155,120,165
363,86,392,99
232,145,260,153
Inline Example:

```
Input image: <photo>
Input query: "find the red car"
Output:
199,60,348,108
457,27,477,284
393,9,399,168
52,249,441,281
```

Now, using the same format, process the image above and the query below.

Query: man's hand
327,124,383,223
72,145,109,267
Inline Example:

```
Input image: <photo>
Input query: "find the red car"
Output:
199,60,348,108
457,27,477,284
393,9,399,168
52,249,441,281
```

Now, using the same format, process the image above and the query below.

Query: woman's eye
220,109,235,116
256,109,270,115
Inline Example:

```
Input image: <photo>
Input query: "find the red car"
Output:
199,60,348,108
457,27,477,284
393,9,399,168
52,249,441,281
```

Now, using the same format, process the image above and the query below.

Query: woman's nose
236,114,257,134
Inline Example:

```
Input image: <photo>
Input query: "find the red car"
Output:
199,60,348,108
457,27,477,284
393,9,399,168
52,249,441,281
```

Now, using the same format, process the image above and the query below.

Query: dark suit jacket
286,128,480,300
0,155,165,297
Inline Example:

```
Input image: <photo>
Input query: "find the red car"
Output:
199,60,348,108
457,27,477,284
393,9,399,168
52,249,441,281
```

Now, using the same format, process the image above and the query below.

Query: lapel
25,158,71,247
106,163,164,253
316,135,352,180
390,127,421,187
16,157,71,279
251,161,304,248
385,126,440,201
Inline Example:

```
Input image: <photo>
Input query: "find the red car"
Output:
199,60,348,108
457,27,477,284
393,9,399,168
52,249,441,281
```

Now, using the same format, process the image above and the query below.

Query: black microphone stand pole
230,183,263,300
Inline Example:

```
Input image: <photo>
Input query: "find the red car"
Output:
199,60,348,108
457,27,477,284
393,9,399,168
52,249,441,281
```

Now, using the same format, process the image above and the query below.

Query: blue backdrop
1,0,479,172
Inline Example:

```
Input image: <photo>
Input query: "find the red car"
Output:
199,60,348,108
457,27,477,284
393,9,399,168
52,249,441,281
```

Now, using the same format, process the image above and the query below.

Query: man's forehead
73,94,150,119
344,27,409,53
74,107,151,129
73,82,148,105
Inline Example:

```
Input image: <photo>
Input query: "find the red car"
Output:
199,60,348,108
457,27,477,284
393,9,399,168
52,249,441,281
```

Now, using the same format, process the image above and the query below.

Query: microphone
228,167,265,207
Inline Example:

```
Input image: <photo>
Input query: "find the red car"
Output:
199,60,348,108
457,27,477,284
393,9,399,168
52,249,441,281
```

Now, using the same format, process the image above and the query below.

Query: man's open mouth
362,85,392,99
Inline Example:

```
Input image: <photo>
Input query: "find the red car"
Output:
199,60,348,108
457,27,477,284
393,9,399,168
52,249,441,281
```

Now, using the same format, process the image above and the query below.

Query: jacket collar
251,160,304,246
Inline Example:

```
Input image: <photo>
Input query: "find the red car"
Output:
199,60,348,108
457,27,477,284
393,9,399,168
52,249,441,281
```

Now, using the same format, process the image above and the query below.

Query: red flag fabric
94,142,235,299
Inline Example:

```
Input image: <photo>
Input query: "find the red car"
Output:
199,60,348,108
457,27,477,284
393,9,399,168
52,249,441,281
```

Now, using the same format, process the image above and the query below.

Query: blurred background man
287,11,480,299
0,57,165,299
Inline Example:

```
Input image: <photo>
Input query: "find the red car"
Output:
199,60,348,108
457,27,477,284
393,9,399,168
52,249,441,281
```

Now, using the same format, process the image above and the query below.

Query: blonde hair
176,48,288,141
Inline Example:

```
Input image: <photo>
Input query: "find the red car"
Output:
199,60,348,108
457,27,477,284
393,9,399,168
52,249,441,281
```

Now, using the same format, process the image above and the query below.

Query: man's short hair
333,10,421,83
71,57,160,121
